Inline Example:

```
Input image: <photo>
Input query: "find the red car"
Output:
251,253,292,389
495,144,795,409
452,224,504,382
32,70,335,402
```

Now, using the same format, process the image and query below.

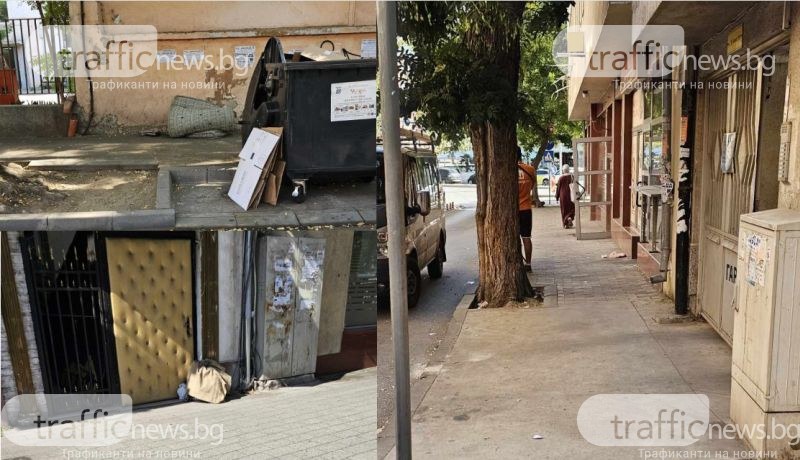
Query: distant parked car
438,168,464,184
467,166,555,185
537,168,554,186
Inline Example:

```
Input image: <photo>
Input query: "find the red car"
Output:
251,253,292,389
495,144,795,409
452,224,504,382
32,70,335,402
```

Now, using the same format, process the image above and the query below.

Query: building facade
68,1,376,133
0,229,376,408
566,2,800,454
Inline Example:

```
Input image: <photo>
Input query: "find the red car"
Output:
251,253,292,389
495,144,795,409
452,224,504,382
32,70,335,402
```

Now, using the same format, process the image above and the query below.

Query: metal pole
674,47,698,315
378,2,412,458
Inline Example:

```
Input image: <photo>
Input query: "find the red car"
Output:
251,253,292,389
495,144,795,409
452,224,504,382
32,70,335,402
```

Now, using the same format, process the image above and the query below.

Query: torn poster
234,45,256,67
746,233,770,287
273,274,294,307
274,257,292,272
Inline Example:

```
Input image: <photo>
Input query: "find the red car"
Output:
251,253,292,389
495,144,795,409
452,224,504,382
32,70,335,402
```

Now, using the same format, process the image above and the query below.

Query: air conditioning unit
731,209,800,456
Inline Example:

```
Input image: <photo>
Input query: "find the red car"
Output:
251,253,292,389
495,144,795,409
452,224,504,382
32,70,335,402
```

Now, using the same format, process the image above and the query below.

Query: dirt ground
0,163,156,213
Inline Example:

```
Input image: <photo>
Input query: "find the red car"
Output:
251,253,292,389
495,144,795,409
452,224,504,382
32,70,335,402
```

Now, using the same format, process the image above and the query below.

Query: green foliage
0,1,8,22
517,18,582,155
26,1,69,25
398,1,578,153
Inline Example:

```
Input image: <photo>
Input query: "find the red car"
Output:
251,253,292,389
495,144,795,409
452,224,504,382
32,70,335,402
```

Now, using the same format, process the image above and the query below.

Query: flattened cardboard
263,160,286,206
238,128,282,169
228,127,284,210
228,158,264,210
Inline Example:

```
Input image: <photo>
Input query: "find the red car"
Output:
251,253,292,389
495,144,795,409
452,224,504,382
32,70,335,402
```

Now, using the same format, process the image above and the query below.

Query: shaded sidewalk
390,207,747,459
2,368,376,460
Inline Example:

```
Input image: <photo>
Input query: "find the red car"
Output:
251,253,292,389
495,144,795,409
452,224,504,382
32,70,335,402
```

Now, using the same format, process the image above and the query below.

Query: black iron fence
1,17,74,97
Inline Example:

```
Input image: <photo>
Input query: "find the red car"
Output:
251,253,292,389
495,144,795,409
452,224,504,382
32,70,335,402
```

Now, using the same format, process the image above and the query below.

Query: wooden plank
1,233,37,395
200,232,219,361
290,237,326,376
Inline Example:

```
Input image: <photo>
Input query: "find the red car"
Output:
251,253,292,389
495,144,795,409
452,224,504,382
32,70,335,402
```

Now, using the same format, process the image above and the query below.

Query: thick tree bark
471,122,535,307
468,2,534,308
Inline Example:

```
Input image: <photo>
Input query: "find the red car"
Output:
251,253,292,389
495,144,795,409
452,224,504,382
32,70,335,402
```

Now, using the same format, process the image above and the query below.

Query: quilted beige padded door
106,238,194,405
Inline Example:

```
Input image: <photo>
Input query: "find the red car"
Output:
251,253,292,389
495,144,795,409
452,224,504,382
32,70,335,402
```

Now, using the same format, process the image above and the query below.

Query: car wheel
468,176,476,184
407,256,422,308
542,178,549,186
427,241,445,279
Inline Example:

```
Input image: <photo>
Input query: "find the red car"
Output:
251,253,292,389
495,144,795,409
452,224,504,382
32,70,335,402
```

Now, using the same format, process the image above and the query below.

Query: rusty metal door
698,69,762,344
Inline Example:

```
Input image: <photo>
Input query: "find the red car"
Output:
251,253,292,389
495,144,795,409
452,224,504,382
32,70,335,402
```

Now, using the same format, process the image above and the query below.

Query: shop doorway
697,48,787,343
21,233,197,406
105,237,195,405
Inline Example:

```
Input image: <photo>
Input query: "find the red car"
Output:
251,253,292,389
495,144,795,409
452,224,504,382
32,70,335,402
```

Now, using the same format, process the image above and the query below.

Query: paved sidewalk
2,368,376,460
391,207,748,459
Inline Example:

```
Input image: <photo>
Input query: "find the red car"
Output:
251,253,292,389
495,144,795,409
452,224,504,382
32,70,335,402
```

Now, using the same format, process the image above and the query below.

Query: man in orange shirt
517,147,536,272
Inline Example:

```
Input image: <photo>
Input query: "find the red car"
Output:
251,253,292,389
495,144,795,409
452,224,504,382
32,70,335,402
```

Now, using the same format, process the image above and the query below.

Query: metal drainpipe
674,48,698,315
378,2,412,458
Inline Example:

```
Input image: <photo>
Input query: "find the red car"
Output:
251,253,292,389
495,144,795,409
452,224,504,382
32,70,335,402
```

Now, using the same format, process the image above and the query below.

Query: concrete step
0,105,70,138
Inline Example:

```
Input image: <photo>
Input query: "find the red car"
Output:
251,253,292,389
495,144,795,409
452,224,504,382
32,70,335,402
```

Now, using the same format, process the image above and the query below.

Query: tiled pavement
2,368,376,460
395,207,746,459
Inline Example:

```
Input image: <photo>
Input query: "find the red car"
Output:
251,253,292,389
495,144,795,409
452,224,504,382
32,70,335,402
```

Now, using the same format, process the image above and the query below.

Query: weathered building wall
69,1,376,133
781,4,800,210
0,233,46,403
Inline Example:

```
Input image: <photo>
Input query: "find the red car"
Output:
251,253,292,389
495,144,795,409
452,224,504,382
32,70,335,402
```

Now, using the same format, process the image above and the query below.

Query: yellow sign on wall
727,25,743,55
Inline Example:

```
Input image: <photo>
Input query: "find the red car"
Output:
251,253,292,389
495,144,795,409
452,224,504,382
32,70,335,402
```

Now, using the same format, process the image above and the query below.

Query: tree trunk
471,122,535,307
468,2,534,308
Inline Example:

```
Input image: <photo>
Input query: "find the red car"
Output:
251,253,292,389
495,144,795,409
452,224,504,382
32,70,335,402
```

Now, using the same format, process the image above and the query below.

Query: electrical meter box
730,209,800,454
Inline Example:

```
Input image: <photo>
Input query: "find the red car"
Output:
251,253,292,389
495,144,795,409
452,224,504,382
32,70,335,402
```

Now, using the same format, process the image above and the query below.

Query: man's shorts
519,209,532,238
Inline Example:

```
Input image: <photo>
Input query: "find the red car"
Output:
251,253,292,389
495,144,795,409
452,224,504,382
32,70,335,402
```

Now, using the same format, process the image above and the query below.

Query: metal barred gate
698,69,762,343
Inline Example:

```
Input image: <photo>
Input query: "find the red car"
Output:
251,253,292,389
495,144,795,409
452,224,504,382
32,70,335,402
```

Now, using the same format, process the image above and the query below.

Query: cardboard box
228,127,283,210
239,128,281,168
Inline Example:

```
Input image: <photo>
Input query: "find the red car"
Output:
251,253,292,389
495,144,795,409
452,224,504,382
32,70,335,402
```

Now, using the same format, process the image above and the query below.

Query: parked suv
377,145,447,308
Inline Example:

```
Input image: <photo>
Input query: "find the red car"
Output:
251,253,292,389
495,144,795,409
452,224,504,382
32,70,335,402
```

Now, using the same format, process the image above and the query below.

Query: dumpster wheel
291,180,307,203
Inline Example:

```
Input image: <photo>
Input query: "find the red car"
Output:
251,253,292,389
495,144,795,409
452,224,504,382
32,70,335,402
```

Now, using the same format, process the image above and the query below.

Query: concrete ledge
0,210,175,231
27,158,158,171
296,210,364,227
110,209,175,229
0,214,49,231
156,169,172,209
0,105,69,138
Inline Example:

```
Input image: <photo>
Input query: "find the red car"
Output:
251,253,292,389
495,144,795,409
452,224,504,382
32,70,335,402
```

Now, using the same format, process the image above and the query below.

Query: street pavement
377,184,552,444
385,206,751,459
1,368,376,460
376,206,479,433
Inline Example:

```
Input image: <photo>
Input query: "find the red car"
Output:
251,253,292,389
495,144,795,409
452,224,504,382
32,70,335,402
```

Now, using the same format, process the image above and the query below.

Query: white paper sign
360,39,376,59
746,233,770,287
330,80,377,122
234,45,256,67
183,49,205,65
157,49,176,63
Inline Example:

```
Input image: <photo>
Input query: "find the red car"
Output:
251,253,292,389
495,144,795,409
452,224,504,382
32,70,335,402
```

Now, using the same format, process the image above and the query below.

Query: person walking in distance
517,147,536,272
555,164,575,229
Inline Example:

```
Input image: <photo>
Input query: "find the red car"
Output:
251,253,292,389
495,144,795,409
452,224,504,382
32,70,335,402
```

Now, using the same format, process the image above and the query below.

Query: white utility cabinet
731,209,800,454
